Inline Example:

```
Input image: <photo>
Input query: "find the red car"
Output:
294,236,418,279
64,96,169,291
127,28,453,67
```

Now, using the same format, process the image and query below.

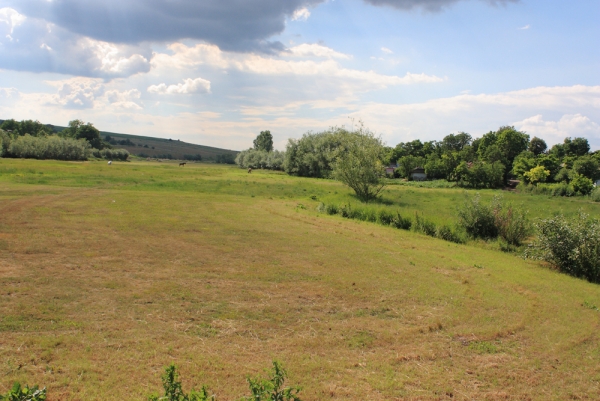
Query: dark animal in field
248,167,252,173
179,162,186,167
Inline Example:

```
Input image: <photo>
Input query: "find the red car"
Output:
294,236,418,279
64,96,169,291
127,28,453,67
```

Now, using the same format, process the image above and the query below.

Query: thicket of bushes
6,134,90,161
526,212,600,283
92,148,130,161
235,149,285,170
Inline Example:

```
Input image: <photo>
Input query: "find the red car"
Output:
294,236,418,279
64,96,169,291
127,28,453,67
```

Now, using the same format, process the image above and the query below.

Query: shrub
526,212,600,283
324,204,339,215
571,174,594,195
0,382,46,401
376,209,395,226
436,225,465,244
457,193,498,239
8,134,89,160
391,212,412,230
591,187,600,202
551,182,575,197
492,198,532,246
100,148,129,161
413,213,436,237
243,361,302,401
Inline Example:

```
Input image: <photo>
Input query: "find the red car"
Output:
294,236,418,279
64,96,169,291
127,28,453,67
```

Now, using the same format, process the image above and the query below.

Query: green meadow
1,158,600,400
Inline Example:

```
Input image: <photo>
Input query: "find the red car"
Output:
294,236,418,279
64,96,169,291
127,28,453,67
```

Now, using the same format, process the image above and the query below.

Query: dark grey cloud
0,11,153,78
5,0,325,53
363,0,518,12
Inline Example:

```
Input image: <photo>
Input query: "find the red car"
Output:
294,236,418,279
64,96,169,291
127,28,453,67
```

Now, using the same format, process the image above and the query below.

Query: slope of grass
1,159,600,400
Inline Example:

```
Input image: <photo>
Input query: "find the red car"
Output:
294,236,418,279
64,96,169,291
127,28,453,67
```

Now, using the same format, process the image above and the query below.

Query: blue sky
0,0,598,150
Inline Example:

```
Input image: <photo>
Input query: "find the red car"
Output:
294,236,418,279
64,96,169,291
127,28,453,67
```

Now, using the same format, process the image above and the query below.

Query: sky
0,0,598,151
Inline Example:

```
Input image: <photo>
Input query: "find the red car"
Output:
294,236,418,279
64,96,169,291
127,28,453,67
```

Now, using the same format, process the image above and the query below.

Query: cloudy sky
0,0,598,150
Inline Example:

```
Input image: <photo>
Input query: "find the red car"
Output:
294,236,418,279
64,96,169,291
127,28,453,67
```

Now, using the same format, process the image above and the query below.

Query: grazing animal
107,161,112,165
248,167,252,173
179,162,186,167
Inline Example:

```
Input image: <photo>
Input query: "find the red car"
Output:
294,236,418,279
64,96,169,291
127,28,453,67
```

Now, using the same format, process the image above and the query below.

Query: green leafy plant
148,364,214,401
243,361,302,401
0,382,46,401
457,193,497,240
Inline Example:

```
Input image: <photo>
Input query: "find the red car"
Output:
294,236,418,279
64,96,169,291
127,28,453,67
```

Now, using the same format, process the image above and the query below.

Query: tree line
0,119,129,161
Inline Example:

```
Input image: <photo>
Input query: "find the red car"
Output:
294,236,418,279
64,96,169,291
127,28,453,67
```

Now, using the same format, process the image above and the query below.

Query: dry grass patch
1,161,600,400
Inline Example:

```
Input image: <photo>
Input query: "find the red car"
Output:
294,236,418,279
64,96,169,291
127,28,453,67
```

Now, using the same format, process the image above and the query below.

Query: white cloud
381,47,393,54
0,7,26,35
518,24,530,30
148,78,211,95
151,43,442,92
291,7,311,21
105,89,143,110
515,114,600,146
289,43,351,59
45,78,105,109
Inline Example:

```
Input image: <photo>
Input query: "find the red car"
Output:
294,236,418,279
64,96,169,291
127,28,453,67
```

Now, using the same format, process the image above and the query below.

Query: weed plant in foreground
1,159,600,400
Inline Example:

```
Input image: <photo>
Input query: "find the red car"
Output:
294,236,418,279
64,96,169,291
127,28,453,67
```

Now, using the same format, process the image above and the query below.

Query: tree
253,130,273,152
572,155,600,181
441,132,472,152
528,136,547,155
523,165,550,185
76,123,103,149
331,128,386,203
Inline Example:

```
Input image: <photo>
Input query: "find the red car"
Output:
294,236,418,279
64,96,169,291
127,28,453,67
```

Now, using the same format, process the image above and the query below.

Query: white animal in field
108,161,112,165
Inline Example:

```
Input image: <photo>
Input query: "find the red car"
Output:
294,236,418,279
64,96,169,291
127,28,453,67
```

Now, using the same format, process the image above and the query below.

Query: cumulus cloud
105,89,142,110
0,8,151,78
6,0,325,53
46,78,105,109
363,0,518,12
515,114,600,147
148,78,211,95
381,47,393,54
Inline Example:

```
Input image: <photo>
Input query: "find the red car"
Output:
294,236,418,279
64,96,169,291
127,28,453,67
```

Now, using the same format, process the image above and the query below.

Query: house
410,167,427,181
385,163,398,176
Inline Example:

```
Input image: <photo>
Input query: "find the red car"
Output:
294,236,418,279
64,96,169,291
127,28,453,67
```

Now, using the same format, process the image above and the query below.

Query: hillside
1,159,600,400
0,119,239,162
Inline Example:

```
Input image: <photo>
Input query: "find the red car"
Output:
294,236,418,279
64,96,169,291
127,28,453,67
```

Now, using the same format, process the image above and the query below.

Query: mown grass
1,158,600,400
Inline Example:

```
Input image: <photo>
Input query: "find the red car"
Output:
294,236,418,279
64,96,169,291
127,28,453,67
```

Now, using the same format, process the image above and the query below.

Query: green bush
526,212,600,283
436,225,465,244
0,382,46,401
591,187,600,202
376,209,395,226
324,204,339,215
391,212,412,230
457,193,498,239
492,198,532,246
413,213,437,237
571,174,594,195
100,148,130,161
8,134,89,161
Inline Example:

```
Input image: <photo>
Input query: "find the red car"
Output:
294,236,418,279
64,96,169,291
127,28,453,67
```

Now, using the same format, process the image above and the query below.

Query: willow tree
332,127,386,203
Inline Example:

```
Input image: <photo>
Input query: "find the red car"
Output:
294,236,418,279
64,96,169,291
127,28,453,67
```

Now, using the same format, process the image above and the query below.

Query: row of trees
0,119,129,161
389,128,599,191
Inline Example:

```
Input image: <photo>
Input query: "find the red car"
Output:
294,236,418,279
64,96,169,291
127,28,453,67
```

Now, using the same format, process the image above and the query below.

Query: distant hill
0,119,239,162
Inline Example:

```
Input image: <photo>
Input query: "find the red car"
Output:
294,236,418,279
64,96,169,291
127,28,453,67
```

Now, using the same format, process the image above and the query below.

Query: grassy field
1,159,600,400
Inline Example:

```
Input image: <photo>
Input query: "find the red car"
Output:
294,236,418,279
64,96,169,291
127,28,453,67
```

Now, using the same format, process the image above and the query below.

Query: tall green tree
331,128,386,203
528,136,547,155
253,130,274,152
